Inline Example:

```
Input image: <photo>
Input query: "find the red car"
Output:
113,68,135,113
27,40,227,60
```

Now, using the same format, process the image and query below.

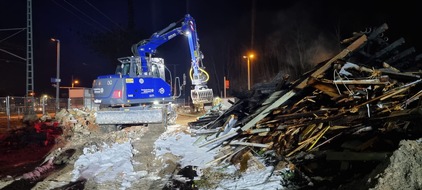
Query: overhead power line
0,28,26,44
0,28,27,31
0,48,26,61
51,0,104,32
51,0,112,33
84,0,125,31
62,0,113,32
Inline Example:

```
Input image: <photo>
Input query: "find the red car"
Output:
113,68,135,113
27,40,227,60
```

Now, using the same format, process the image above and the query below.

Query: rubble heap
195,23,422,188
54,108,99,140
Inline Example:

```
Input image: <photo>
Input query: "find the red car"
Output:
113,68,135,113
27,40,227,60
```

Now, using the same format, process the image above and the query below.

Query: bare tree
261,5,338,81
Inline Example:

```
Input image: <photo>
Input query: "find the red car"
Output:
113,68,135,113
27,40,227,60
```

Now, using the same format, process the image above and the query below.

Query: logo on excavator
159,88,165,94
93,88,104,94
141,89,154,94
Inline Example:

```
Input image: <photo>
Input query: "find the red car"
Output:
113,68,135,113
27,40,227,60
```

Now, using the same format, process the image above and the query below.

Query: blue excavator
92,14,214,127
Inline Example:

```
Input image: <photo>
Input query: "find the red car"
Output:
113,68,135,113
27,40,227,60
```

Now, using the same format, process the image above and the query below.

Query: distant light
243,54,254,59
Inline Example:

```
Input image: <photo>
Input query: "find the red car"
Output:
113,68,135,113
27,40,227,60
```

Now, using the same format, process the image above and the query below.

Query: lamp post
243,54,254,90
72,79,79,88
51,38,60,112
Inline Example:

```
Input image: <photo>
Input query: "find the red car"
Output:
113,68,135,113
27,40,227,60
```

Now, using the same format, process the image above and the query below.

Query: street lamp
41,94,48,115
243,54,254,90
72,79,79,88
51,38,60,112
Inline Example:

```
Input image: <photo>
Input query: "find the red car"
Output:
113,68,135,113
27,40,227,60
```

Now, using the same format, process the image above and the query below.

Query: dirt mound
338,139,422,190
370,139,422,190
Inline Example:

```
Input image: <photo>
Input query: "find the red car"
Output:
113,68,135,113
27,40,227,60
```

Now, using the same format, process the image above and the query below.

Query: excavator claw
191,88,214,104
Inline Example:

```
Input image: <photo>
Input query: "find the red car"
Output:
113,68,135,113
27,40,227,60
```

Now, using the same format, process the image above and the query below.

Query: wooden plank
332,79,389,85
198,130,238,148
273,109,337,120
308,77,340,98
326,151,391,161
241,91,296,131
229,141,270,148
367,23,388,40
206,146,246,166
191,129,220,136
247,128,271,134
380,69,421,79
296,35,368,89
350,79,422,113
404,90,422,106
308,126,330,150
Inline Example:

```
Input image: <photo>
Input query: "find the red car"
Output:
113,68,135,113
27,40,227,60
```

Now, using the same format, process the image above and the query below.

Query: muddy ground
0,110,201,190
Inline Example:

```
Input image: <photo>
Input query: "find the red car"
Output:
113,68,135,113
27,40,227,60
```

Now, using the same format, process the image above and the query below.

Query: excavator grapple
191,89,214,104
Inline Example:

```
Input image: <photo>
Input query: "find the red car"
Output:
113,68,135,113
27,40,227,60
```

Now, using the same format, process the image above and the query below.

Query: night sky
1,0,421,97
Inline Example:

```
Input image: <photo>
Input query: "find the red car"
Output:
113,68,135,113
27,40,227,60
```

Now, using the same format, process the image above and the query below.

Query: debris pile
54,108,99,140
196,23,422,188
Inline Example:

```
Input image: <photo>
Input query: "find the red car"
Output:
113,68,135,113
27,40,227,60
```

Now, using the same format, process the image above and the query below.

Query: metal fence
0,96,96,130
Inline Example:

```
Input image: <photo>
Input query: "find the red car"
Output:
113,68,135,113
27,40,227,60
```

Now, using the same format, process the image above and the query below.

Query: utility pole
51,38,60,112
243,54,254,90
26,0,34,97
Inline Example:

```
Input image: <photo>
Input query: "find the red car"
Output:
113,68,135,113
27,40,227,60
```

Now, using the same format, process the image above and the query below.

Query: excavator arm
131,14,213,104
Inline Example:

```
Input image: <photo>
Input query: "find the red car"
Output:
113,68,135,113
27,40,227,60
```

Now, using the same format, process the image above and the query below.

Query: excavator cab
115,62,130,76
